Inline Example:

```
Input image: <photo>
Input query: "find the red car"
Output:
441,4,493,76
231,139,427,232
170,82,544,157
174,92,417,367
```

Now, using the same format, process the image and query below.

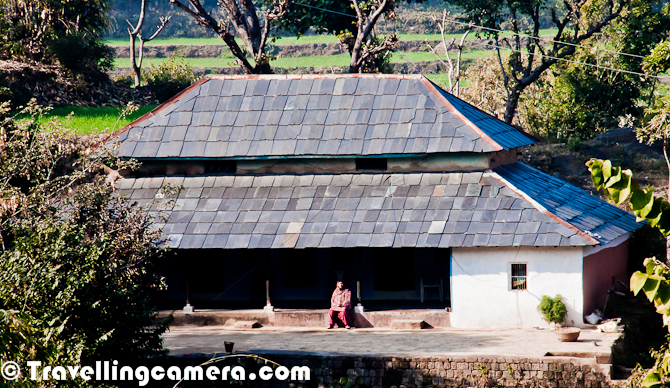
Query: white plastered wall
450,246,585,329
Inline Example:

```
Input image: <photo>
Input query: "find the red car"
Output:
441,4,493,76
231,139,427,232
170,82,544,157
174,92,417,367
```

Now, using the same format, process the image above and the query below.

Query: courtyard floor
163,326,620,358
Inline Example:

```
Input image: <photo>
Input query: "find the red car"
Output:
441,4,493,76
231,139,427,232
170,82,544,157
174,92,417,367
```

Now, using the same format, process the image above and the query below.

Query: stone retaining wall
112,40,500,59
177,353,613,388
272,355,611,388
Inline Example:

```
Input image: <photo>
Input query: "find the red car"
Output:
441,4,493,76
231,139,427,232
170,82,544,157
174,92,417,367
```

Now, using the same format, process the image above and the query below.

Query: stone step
161,309,450,328
158,309,272,327
391,319,428,330
233,320,262,329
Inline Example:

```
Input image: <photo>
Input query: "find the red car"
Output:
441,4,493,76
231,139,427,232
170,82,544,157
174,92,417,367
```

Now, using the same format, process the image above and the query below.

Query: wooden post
357,280,361,303
355,280,364,313
183,260,194,314
186,279,190,306
264,279,274,312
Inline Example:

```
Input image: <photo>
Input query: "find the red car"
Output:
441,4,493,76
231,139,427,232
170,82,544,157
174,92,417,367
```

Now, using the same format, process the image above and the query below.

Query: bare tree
500,1,629,124
449,0,631,125
425,10,471,97
127,0,170,87
169,0,291,74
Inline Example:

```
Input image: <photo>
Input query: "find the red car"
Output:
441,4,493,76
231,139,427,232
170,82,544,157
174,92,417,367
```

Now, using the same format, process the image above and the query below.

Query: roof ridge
104,74,535,157
204,74,426,80
486,168,600,245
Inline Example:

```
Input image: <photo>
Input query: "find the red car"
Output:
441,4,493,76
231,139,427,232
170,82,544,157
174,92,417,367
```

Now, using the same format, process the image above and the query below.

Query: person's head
336,280,344,290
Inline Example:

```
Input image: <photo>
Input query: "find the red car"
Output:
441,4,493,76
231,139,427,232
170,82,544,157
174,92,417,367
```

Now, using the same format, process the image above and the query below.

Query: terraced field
109,30,557,88
104,29,558,46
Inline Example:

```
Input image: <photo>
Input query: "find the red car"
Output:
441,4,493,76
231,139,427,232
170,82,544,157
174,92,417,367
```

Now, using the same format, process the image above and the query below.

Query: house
107,74,642,329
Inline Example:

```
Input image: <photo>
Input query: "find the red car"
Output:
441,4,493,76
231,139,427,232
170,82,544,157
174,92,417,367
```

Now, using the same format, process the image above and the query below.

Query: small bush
47,31,115,74
567,135,582,151
0,87,12,104
538,295,567,324
143,57,196,103
113,74,135,88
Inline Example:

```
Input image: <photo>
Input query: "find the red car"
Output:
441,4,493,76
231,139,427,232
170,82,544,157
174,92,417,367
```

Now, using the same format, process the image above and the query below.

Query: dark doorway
373,248,415,291
281,249,316,287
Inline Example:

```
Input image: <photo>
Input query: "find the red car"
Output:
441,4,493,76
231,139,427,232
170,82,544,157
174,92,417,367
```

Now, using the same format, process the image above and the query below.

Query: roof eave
487,169,601,245
101,75,214,146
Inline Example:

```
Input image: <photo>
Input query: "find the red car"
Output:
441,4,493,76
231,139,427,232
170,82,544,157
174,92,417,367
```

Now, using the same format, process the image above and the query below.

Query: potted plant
538,295,580,342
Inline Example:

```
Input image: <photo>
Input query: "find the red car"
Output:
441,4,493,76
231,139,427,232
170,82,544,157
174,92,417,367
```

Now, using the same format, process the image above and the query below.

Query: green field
27,105,159,134
105,29,557,46
113,49,493,69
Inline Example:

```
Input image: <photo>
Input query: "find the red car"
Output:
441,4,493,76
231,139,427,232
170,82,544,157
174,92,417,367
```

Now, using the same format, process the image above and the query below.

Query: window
510,263,527,290
356,158,387,171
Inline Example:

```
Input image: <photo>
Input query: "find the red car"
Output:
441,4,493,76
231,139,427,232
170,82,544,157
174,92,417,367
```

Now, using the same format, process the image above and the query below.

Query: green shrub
47,31,114,74
1,0,113,73
567,135,582,152
143,56,196,103
0,87,12,104
113,73,135,88
538,295,567,324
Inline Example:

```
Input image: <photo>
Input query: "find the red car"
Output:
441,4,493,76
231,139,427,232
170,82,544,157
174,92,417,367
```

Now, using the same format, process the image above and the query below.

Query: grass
113,49,494,69
105,29,558,46
29,105,159,135
393,50,491,63
424,74,452,87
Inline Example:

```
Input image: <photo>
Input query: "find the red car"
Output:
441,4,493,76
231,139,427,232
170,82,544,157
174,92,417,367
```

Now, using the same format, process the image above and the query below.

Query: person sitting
328,280,353,329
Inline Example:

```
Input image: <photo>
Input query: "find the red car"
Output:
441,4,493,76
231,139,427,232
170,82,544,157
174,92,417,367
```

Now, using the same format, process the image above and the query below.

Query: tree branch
259,0,291,58
454,27,471,97
360,0,389,44
495,37,510,100
145,16,171,42
169,0,256,72
526,0,629,87
357,34,397,63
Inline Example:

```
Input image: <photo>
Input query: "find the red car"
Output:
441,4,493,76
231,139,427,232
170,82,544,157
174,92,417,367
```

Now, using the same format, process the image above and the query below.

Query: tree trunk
503,88,522,125
127,0,170,87
348,36,364,73
132,68,141,88
253,59,273,74
130,34,141,87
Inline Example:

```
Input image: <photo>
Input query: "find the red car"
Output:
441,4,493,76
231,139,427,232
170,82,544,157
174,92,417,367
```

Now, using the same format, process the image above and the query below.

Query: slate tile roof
108,75,534,159
115,163,641,249
494,163,641,246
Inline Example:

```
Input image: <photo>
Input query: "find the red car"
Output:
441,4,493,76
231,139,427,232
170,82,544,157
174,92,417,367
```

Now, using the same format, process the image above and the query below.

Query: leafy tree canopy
643,39,670,75
443,0,633,125
279,0,357,38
